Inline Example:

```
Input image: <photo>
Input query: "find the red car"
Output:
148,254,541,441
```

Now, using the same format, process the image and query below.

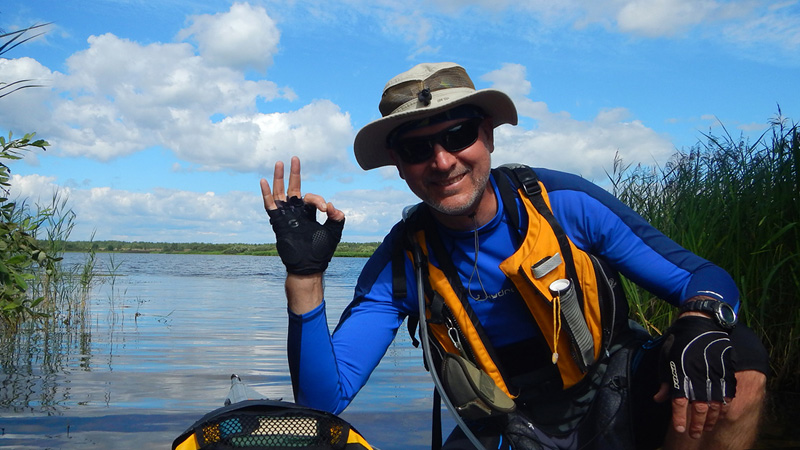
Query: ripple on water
1,253,439,449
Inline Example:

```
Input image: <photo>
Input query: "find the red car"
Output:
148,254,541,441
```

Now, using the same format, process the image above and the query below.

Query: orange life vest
399,165,622,394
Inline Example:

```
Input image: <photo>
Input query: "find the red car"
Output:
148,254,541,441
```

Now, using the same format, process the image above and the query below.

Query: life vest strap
496,165,587,315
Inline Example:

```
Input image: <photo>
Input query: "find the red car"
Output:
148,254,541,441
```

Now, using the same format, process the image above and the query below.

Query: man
260,62,768,449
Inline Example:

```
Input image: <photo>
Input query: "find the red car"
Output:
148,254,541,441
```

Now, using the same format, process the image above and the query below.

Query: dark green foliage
612,110,799,391
0,133,61,332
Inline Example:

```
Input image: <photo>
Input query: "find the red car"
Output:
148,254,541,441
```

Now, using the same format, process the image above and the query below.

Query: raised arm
260,156,345,314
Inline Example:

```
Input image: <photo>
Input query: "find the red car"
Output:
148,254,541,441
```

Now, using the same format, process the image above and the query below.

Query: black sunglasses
390,118,484,165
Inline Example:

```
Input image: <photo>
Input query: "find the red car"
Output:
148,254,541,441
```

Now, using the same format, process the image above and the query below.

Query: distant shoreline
52,240,381,258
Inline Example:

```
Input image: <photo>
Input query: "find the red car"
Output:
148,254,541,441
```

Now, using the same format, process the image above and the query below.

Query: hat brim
353,88,518,170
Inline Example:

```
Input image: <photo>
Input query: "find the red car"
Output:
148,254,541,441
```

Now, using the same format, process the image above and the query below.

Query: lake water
0,253,453,449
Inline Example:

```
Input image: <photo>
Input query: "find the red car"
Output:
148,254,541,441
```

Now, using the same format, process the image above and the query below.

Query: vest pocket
441,352,517,421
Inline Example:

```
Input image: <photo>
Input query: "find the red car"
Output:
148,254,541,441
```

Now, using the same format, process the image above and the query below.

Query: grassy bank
612,112,799,393
54,240,382,258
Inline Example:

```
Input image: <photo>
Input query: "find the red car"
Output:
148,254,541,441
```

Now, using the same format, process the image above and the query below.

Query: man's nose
430,143,456,169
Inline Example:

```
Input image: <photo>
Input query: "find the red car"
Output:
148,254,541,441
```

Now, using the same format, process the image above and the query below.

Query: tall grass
611,111,799,392
0,193,99,410
9,193,96,324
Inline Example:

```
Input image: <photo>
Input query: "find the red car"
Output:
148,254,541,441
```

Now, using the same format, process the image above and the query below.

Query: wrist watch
679,299,738,330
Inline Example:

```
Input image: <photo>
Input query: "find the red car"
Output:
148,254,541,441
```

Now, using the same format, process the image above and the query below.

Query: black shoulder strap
391,221,409,300
397,206,458,350
415,206,512,382
392,223,421,348
394,205,430,348
431,388,443,450
491,167,522,233
496,164,585,306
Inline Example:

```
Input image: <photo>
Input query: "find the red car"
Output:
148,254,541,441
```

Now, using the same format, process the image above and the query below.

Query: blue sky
2,0,798,243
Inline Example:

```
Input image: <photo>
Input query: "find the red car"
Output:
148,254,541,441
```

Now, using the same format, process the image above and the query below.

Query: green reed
0,192,100,410
611,111,799,391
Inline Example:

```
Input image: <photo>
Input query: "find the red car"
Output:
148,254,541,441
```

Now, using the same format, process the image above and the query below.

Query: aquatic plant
611,109,799,392
0,133,57,332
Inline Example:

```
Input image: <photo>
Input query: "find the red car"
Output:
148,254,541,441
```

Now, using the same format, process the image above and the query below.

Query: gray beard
426,170,491,217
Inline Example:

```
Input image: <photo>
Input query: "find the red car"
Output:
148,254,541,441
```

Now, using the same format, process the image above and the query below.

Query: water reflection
1,290,93,414
0,253,443,449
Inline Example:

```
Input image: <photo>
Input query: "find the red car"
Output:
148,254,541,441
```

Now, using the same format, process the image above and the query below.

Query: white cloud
720,1,800,54
177,2,281,73
390,0,800,54
482,63,674,181
8,171,410,243
386,10,434,47
615,0,717,37
0,3,362,177
481,63,531,99
9,173,266,243
0,57,55,131
8,173,60,201
50,31,289,159
164,99,355,174
492,113,675,182
331,187,418,237
568,0,800,56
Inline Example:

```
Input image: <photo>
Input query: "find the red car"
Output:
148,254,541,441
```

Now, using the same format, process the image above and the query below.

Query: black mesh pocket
175,400,360,450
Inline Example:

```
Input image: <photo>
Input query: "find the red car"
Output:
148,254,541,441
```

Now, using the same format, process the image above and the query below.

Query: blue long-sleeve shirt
287,168,739,414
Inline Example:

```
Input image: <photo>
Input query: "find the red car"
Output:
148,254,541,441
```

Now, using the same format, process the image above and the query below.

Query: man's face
391,116,494,220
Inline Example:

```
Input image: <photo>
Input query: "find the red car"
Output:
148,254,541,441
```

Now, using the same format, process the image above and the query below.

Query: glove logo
670,361,680,390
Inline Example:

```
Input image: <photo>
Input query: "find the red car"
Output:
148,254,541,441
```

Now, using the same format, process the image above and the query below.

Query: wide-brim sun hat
354,62,518,170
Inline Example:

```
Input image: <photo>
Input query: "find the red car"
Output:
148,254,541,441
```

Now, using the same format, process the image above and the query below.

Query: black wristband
267,196,344,275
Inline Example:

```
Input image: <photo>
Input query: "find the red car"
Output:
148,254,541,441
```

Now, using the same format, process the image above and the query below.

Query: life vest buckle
500,163,542,197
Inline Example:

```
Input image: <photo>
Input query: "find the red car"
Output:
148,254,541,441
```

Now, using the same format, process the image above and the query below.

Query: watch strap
679,298,737,329
680,298,718,314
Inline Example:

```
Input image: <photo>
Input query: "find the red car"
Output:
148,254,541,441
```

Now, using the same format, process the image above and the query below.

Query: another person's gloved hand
268,196,344,275
659,315,737,403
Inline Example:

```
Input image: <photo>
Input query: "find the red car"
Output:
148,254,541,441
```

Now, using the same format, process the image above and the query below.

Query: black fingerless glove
659,316,737,403
267,196,344,275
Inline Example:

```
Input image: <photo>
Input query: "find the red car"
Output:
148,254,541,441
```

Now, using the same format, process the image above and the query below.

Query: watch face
719,303,737,324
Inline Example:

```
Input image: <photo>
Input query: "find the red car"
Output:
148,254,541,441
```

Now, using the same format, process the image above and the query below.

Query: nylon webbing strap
432,388,443,450
396,210,419,346
418,206,503,369
492,168,521,232
412,240,487,450
392,224,409,299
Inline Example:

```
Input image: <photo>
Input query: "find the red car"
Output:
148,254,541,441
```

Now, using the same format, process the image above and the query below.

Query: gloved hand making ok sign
260,156,345,276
